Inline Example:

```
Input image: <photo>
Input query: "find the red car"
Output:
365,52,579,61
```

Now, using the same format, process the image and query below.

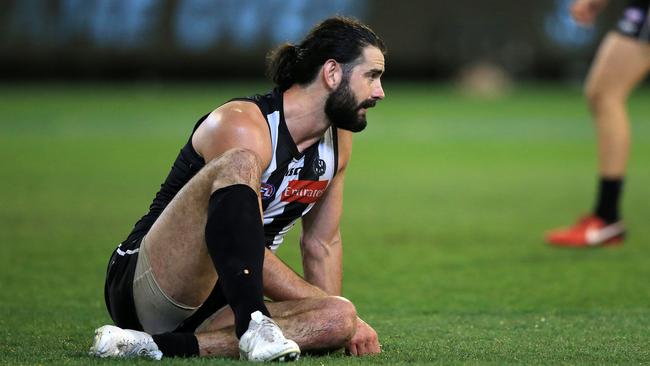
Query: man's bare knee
319,296,357,345
585,82,627,116
202,148,263,192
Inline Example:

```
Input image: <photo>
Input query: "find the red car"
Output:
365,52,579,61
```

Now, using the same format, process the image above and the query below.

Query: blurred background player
546,0,650,247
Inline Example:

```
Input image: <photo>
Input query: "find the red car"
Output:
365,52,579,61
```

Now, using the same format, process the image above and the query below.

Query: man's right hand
346,317,381,356
571,0,608,25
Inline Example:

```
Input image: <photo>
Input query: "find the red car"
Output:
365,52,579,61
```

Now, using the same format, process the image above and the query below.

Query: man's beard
324,78,375,133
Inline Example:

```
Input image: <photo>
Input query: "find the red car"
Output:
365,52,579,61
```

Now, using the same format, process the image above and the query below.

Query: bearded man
90,16,386,362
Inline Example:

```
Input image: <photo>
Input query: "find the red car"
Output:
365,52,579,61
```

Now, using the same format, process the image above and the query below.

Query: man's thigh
132,235,199,334
143,163,218,308
586,32,650,96
142,148,264,308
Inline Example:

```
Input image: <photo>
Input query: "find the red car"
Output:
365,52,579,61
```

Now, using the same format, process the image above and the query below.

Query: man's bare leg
196,296,357,357
545,32,650,246
143,147,262,308
586,32,650,223
585,32,650,178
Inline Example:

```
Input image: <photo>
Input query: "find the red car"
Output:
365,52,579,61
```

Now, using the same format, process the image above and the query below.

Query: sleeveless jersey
256,97,338,251
125,88,338,252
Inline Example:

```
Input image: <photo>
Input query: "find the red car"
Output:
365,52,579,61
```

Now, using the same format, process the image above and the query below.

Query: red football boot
546,215,625,247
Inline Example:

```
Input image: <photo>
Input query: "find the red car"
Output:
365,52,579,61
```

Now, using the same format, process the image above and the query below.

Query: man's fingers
348,341,382,356
348,341,370,357
362,339,380,355
370,341,382,354
570,3,593,24
355,342,367,356
348,318,381,356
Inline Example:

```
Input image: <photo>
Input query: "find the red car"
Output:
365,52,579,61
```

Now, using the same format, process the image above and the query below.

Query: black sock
151,333,199,357
594,177,623,223
205,184,270,338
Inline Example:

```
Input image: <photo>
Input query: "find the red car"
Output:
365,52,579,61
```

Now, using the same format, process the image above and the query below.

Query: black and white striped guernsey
125,88,338,252
252,90,339,251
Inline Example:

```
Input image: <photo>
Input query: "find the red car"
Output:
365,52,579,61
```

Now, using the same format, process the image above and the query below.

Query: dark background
0,0,626,81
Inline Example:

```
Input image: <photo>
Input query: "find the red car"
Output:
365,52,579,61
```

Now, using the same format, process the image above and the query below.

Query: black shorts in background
617,0,650,42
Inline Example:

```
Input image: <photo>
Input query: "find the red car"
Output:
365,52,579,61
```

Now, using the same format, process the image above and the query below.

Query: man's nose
372,81,385,100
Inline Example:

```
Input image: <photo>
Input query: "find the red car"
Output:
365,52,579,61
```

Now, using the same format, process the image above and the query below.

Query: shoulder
192,101,272,165
208,100,267,130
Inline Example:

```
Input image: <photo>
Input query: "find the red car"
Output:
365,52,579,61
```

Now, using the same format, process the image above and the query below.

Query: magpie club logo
312,159,326,176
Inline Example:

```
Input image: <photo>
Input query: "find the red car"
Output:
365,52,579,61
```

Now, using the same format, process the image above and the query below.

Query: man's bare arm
571,0,608,25
298,129,352,294
262,249,328,301
299,168,345,295
300,130,380,356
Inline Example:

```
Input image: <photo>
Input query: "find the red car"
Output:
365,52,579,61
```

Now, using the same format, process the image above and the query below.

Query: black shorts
104,231,146,331
104,230,229,333
616,0,650,42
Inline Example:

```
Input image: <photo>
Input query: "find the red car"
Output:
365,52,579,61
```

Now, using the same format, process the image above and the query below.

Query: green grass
1,81,649,365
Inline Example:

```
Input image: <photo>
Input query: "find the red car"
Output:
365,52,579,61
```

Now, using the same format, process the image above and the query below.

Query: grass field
1,81,649,365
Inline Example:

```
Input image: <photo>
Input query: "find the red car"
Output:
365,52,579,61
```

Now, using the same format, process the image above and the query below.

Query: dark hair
266,16,386,91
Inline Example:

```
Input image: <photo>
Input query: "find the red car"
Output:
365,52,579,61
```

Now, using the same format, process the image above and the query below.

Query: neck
282,84,331,152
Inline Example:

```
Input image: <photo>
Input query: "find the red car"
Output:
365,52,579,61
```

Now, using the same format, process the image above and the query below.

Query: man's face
325,46,385,132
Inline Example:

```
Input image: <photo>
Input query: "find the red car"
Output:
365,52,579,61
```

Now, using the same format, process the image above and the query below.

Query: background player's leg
585,32,650,179
196,296,357,357
546,32,650,246
584,32,650,223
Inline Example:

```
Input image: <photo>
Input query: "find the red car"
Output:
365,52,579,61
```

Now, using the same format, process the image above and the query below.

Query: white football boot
89,325,163,360
239,311,300,362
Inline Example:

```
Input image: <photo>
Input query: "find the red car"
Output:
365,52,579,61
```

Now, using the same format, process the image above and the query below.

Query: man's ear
322,59,342,90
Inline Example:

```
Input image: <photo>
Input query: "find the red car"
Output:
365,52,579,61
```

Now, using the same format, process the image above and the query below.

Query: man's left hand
346,317,381,356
